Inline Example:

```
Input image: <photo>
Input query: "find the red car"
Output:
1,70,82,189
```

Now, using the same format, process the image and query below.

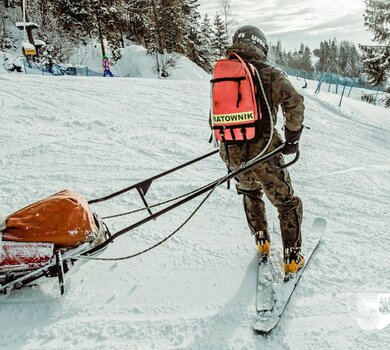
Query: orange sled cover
2,189,98,248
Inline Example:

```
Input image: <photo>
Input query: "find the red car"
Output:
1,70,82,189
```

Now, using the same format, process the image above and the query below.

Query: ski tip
254,323,275,335
254,316,279,335
254,328,269,336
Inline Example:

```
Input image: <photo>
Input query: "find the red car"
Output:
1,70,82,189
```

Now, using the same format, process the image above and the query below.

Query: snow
1,43,210,80
15,22,39,30
68,44,210,81
0,70,389,350
0,51,21,73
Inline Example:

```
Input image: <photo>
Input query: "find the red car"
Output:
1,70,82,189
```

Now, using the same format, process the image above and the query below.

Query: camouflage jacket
227,43,305,133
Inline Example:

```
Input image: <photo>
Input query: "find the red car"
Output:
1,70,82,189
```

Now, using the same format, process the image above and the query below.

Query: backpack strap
210,76,246,83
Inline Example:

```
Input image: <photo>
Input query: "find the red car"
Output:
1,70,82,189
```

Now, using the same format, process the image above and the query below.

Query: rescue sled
0,189,110,295
0,145,298,296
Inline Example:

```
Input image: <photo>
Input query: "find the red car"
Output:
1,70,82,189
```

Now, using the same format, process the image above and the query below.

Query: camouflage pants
219,131,302,249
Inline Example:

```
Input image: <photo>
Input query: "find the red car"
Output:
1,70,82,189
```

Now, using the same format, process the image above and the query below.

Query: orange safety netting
2,189,98,248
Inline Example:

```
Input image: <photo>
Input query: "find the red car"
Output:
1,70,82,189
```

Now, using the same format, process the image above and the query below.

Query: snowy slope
0,73,389,350
67,44,210,81
1,43,210,81
0,3,209,80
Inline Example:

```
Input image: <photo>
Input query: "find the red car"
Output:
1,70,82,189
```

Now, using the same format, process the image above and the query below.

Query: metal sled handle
271,150,300,170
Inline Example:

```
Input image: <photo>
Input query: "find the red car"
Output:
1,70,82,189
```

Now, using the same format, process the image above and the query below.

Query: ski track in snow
0,74,390,350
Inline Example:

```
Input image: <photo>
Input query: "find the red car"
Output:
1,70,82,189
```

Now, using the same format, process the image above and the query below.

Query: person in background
102,54,114,77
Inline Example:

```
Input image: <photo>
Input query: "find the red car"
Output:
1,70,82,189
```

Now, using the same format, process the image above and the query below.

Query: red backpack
210,53,263,143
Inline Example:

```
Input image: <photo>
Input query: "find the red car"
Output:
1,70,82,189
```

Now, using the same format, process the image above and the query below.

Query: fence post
315,72,323,93
328,73,332,92
335,76,340,94
339,79,348,107
23,59,27,74
86,66,89,76
315,66,331,94
315,73,323,93
348,81,355,97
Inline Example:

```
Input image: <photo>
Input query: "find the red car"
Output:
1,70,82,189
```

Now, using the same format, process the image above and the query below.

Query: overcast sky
198,0,374,51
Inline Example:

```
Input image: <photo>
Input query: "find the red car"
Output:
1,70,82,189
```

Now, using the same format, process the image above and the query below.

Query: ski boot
283,247,304,281
255,231,270,262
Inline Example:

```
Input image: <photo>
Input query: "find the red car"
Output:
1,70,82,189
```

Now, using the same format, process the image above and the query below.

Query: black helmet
232,25,268,55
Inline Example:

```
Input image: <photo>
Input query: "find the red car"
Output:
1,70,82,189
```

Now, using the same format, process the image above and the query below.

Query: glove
282,141,299,155
283,127,303,155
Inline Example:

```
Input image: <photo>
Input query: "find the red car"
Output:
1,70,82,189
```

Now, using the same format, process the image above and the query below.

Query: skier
102,54,113,77
218,25,305,275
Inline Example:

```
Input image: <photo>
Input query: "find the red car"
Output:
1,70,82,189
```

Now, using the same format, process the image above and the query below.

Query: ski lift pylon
16,0,38,57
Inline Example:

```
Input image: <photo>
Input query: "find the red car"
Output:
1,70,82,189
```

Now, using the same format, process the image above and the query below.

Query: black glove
283,141,299,155
283,127,303,155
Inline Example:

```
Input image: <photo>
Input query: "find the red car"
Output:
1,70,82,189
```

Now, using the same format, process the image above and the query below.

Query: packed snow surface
0,73,389,349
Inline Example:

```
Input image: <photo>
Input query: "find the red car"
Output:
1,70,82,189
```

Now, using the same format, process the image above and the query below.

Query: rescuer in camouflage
219,25,305,273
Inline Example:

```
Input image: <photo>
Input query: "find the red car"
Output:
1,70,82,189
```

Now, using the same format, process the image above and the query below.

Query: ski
256,258,274,312
254,218,327,334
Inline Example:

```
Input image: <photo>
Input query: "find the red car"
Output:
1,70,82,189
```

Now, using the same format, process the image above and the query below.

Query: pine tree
56,0,125,59
58,0,92,37
148,0,163,54
345,45,361,77
0,27,17,51
3,0,224,73
274,40,283,64
124,0,152,47
157,0,185,53
283,50,292,68
197,13,213,72
291,48,300,69
28,0,74,62
181,0,203,64
220,0,232,34
211,12,228,58
301,45,314,73
315,40,331,72
329,38,338,73
339,41,361,77
144,0,186,77
98,0,126,60
338,40,349,75
360,0,390,107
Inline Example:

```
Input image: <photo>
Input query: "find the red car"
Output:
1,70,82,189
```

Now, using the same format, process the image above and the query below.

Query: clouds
198,0,373,50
